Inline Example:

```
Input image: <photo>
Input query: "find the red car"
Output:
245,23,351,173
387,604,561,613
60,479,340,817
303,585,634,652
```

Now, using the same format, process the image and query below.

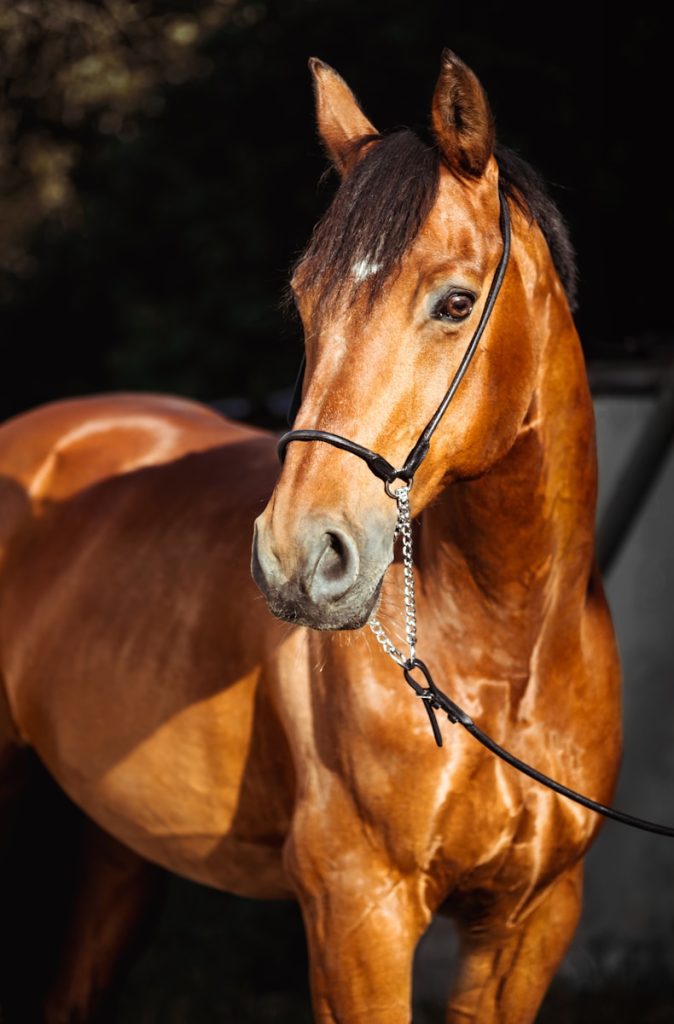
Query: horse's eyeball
431,290,475,322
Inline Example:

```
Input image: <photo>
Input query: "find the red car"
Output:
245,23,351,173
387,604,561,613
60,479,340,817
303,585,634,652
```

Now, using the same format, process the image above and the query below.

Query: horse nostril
309,528,359,603
321,533,347,581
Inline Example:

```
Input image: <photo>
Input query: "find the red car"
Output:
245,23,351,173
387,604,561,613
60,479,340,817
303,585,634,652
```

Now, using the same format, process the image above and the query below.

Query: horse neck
417,288,596,682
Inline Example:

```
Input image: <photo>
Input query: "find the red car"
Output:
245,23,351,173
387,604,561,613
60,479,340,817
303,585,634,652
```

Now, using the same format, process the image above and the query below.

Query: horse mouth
251,542,384,631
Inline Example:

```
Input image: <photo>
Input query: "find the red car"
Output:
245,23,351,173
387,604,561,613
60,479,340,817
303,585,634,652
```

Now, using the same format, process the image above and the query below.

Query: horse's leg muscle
447,864,582,1023
42,819,165,1023
285,808,430,1024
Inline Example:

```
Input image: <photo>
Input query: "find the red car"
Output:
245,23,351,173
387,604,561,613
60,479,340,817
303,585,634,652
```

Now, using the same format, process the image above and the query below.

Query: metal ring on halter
385,476,413,499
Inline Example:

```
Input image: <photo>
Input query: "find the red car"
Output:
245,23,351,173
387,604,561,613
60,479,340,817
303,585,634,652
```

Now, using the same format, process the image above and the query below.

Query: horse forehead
419,195,493,264
413,218,482,269
417,167,501,262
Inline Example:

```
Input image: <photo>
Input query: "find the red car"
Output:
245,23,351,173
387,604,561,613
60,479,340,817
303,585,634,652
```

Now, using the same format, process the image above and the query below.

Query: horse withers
0,53,620,1022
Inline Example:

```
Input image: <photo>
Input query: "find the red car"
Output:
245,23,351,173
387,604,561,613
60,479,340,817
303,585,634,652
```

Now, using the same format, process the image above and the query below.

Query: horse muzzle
251,515,392,630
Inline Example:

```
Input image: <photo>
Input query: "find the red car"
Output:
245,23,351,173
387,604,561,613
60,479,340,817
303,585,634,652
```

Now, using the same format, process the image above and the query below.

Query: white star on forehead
351,258,381,282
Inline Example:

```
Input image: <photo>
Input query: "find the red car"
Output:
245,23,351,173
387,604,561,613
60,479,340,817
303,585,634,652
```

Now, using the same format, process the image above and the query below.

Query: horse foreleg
285,819,430,1024
42,820,165,1024
447,864,582,1023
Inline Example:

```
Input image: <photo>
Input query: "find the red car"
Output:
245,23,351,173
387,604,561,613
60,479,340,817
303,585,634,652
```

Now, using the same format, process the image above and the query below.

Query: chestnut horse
0,53,620,1022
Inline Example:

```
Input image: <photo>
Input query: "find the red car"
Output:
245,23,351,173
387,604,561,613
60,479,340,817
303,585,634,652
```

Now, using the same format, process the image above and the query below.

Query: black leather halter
274,185,674,838
279,186,511,485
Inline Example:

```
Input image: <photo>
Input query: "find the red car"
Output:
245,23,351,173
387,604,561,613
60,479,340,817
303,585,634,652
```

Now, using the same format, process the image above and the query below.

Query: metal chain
369,485,417,668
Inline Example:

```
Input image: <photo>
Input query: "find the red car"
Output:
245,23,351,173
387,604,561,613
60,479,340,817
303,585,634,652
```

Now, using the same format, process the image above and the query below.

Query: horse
0,51,621,1022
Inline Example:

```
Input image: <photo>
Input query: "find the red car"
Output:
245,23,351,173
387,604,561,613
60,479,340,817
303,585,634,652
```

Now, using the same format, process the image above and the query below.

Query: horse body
0,395,298,898
257,215,620,1019
0,53,621,1024
251,53,621,1021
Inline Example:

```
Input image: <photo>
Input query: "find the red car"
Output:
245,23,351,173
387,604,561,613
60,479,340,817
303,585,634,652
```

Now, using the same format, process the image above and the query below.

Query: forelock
294,130,440,312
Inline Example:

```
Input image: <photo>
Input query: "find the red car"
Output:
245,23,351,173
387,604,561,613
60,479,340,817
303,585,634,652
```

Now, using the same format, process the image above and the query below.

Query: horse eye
431,290,475,322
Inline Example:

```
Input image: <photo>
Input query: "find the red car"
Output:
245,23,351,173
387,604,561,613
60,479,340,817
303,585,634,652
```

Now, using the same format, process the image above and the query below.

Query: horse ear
309,57,378,176
431,49,495,178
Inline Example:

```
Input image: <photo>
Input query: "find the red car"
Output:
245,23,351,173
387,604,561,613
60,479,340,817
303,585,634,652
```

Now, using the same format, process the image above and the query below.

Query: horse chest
335,709,591,911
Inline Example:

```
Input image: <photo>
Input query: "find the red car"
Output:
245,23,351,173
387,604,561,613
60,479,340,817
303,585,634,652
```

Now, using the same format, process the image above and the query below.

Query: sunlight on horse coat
0,51,620,1023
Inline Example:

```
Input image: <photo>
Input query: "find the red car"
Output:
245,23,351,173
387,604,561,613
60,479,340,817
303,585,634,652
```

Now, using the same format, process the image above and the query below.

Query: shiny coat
0,52,620,1023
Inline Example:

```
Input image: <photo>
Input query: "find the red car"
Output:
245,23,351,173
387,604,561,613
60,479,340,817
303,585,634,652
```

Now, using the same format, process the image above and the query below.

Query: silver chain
369,485,417,668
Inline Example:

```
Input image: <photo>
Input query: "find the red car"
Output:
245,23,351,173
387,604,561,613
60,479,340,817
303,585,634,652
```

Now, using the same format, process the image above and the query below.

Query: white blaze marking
351,258,381,282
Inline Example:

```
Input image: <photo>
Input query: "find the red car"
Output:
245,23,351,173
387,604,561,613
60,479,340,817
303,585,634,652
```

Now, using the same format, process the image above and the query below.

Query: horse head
253,51,567,630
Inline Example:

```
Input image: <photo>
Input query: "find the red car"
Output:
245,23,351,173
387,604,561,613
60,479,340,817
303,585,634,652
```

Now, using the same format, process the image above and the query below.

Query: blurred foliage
0,1,672,420
0,0,237,279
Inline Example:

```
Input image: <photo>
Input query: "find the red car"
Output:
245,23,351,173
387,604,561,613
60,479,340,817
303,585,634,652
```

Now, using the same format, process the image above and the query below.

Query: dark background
1,1,672,425
2,3,674,1022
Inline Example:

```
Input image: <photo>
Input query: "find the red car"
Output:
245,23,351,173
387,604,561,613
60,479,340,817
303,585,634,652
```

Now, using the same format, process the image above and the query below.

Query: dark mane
495,142,578,311
295,130,578,313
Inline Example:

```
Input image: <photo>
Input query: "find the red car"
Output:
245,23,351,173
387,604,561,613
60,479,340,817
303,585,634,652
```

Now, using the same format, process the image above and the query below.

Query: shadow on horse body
0,52,620,1023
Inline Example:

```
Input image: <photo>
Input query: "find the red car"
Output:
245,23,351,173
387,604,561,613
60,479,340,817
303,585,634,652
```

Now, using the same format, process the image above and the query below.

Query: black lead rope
279,185,674,838
404,658,674,838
